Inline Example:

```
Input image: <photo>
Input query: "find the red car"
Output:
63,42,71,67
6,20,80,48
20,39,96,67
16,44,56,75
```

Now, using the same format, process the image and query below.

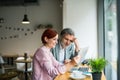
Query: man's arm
73,38,80,53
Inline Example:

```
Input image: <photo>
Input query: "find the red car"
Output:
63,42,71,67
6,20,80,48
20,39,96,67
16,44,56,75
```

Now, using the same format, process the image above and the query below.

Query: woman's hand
64,59,71,64
64,55,81,71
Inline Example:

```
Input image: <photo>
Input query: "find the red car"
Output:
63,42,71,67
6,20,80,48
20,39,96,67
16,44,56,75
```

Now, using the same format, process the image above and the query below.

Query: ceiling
0,0,39,6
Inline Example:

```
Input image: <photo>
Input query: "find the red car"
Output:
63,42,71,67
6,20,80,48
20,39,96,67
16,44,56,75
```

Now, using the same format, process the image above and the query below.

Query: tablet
77,47,89,63
70,47,89,72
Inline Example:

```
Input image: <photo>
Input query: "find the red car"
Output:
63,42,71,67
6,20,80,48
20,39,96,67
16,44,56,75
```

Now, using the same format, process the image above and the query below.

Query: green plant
89,58,108,73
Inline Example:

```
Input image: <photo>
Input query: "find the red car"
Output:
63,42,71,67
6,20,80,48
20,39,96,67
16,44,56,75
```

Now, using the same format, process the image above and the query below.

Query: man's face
61,34,74,48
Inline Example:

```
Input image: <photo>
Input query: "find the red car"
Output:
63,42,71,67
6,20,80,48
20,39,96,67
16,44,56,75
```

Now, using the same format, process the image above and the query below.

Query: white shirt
59,45,65,63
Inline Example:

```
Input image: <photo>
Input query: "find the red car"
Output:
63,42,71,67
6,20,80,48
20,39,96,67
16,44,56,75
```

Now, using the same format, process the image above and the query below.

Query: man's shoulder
67,43,75,48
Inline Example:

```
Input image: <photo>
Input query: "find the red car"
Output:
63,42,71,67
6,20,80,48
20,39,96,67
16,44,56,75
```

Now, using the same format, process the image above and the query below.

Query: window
104,0,117,80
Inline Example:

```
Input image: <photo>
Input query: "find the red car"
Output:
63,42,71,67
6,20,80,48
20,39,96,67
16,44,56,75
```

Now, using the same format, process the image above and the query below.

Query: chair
0,56,18,80
16,56,32,80
0,56,4,63
0,56,5,74
0,56,16,74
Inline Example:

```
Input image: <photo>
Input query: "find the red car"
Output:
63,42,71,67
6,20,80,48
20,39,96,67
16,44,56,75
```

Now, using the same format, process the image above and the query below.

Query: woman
32,28,80,80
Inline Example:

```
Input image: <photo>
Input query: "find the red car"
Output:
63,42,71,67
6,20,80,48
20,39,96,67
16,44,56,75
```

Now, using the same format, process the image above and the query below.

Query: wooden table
55,72,106,80
14,59,32,80
54,65,106,80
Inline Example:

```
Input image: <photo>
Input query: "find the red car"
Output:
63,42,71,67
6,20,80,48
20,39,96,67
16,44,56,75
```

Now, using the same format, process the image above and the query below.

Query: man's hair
60,28,75,37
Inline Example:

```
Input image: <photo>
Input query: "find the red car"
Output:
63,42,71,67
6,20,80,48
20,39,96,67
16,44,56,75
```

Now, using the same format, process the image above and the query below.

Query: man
51,28,80,64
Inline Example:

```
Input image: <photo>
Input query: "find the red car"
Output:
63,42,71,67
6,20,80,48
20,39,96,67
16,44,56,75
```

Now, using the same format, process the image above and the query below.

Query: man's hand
73,55,81,64
73,38,80,53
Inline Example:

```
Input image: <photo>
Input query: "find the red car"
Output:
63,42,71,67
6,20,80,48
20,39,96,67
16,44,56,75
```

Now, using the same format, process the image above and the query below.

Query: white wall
0,0,98,58
0,0,62,56
63,0,97,58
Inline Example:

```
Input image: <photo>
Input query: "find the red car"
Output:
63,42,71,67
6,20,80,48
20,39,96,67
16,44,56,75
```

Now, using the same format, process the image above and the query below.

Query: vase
92,72,102,80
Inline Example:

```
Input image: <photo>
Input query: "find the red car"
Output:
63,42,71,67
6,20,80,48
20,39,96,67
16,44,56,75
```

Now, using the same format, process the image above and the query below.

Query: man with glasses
51,28,80,64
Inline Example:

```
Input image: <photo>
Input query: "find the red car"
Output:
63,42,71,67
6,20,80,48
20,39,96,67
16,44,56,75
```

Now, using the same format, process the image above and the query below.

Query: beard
61,42,70,49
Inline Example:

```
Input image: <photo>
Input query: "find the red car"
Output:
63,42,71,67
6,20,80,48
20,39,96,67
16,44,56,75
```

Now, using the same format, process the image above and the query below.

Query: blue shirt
51,40,77,63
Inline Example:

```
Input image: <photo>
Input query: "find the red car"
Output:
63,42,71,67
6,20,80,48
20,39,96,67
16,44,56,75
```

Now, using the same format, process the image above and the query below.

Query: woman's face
45,34,58,48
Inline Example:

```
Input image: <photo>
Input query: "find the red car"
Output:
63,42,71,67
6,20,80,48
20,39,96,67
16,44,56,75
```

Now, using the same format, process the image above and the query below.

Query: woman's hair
41,28,58,44
60,28,74,37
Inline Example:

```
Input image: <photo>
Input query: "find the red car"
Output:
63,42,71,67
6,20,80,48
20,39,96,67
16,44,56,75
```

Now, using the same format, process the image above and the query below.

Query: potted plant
88,58,108,80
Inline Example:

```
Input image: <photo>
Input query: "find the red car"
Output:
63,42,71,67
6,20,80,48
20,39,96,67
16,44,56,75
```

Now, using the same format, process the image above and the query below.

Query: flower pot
92,72,102,80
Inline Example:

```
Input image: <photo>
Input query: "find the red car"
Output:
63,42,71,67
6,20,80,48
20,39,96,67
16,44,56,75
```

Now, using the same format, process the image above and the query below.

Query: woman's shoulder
34,46,49,57
37,46,48,52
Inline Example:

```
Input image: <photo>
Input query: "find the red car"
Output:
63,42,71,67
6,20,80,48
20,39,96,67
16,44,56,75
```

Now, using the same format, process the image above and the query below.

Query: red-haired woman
32,28,80,80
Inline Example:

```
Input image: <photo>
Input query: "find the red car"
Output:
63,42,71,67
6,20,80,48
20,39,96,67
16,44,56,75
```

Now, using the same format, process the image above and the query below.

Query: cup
72,70,82,77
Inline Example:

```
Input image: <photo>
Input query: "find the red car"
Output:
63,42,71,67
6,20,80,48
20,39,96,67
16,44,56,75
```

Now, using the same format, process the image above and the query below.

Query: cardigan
32,46,66,80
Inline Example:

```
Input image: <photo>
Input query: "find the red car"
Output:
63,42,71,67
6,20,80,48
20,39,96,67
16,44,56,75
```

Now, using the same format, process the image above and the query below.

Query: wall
0,0,62,56
0,0,98,59
63,0,97,58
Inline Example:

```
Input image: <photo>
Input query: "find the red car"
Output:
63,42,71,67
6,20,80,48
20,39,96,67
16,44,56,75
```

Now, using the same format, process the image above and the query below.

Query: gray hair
60,28,75,37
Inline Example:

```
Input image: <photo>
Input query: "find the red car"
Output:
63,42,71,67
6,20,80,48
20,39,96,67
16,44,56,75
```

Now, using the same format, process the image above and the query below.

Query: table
54,72,106,80
54,65,106,80
14,58,32,80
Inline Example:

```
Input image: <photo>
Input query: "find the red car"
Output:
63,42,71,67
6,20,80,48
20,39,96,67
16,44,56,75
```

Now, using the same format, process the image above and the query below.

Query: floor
13,72,32,80
0,69,32,80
